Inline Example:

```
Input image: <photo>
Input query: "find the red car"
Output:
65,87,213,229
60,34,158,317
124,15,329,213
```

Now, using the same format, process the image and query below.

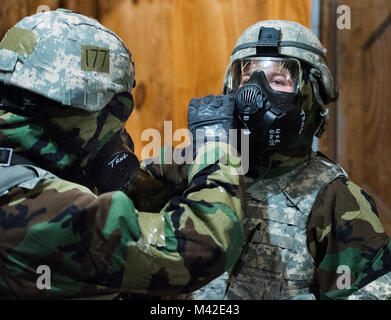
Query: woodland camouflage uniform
136,20,391,300
0,9,244,299
222,20,391,300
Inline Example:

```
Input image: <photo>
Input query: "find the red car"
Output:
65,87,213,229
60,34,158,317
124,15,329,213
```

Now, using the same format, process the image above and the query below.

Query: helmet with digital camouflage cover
0,9,139,194
0,8,135,111
223,20,338,163
223,20,338,104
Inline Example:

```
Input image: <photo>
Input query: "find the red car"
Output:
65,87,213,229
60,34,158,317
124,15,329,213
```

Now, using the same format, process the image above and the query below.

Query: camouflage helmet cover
0,9,134,112
223,20,337,103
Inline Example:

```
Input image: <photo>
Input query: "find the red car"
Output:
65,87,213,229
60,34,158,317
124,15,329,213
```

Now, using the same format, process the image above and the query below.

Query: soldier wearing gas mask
0,9,244,299
187,20,391,300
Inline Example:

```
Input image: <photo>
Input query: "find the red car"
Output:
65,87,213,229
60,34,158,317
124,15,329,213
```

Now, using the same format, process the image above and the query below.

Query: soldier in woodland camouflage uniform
0,9,244,299
204,20,391,300
149,20,391,300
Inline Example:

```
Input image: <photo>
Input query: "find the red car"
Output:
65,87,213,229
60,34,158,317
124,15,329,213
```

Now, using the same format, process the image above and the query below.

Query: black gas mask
235,70,306,155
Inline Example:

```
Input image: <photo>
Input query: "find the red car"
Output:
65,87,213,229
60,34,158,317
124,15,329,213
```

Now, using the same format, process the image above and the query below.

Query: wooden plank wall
320,0,391,235
100,0,311,158
0,0,311,157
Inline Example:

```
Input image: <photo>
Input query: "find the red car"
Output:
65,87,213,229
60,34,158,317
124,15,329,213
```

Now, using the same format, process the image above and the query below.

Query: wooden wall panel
101,0,179,160
61,0,99,18
0,0,311,157
321,0,391,235
319,0,338,160
99,0,311,157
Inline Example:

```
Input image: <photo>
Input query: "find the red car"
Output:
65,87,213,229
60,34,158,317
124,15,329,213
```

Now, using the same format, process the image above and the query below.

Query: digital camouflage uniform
185,20,391,300
0,10,244,299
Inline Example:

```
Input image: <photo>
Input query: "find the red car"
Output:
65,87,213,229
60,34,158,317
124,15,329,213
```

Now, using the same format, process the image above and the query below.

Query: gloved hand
129,160,190,212
187,94,236,155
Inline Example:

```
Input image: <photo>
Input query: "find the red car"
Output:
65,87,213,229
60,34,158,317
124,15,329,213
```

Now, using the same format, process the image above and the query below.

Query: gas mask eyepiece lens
227,57,302,94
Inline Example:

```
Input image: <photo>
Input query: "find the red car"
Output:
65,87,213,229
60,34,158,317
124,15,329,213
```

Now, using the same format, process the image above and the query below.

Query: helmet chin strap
309,68,330,139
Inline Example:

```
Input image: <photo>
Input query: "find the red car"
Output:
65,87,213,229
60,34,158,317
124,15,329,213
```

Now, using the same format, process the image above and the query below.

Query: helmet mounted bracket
256,27,281,57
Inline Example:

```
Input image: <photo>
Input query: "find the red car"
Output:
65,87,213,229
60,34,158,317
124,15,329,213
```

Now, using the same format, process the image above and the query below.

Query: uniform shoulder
313,176,381,226
309,175,387,253
43,177,97,196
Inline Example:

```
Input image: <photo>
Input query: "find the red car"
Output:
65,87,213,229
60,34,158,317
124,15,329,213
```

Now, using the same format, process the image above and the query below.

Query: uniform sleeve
120,142,244,295
128,146,190,213
0,142,244,298
307,176,391,300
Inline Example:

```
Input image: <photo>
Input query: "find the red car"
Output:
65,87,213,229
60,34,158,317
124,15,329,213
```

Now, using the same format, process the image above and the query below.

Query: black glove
188,94,236,155
89,130,140,194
